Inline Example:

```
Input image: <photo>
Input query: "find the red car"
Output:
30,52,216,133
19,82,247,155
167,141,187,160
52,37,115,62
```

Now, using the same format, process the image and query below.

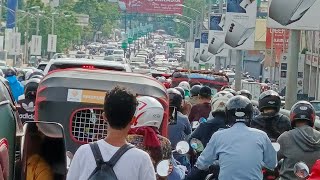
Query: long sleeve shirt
196,123,277,180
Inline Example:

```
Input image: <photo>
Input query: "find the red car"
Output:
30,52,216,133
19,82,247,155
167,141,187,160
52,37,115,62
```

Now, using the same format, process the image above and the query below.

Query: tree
73,0,120,39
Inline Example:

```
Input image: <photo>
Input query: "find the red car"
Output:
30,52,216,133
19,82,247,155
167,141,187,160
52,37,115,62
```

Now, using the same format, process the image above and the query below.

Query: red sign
120,0,184,15
266,28,289,50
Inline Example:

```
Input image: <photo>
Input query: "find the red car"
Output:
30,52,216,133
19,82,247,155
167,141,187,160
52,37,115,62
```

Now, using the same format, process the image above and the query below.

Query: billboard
47,34,57,53
267,0,320,30
199,31,213,63
6,0,17,28
224,0,257,50
120,0,183,15
265,28,290,65
208,13,228,57
30,35,42,56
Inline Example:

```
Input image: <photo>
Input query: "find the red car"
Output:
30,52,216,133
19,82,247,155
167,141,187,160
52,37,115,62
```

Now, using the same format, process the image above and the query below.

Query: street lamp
175,4,201,36
173,18,193,42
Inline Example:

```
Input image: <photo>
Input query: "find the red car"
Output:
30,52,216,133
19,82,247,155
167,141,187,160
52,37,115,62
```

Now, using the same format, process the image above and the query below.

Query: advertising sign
47,34,57,53
4,29,13,52
194,38,200,63
30,35,42,56
265,28,290,64
267,0,320,30
224,0,257,50
120,0,184,15
208,13,228,57
9,32,21,55
0,36,4,51
199,31,212,63
6,0,17,28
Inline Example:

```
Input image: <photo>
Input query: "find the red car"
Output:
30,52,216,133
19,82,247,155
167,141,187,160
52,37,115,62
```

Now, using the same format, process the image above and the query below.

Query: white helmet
178,81,191,91
157,76,166,83
133,96,164,129
211,97,229,114
212,91,234,100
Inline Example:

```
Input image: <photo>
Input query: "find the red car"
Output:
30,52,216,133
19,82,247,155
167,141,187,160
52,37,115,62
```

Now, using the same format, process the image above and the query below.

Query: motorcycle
294,161,320,180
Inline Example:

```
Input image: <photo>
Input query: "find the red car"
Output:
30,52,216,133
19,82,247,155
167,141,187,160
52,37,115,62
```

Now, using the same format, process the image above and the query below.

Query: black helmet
174,87,185,99
25,78,41,99
223,88,237,96
167,88,183,109
239,89,252,100
290,101,316,128
225,95,253,126
28,71,44,80
190,85,202,97
5,67,16,77
258,90,281,113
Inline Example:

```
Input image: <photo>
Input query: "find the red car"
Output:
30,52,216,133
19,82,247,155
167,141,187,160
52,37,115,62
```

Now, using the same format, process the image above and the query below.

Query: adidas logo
22,102,35,112
19,113,34,120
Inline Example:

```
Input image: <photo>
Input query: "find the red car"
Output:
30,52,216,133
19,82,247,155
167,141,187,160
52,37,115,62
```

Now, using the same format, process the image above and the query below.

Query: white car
43,58,132,75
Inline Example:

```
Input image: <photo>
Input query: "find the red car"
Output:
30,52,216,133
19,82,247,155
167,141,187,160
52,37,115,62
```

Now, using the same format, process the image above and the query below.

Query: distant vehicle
311,101,320,117
37,62,49,71
226,72,235,83
0,60,6,66
43,58,132,75
130,57,145,63
112,49,125,58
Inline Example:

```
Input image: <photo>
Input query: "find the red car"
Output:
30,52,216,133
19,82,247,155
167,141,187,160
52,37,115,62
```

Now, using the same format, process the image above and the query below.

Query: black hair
104,86,137,130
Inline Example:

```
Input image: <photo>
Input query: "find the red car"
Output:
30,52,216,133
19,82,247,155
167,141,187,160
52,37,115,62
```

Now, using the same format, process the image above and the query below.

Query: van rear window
48,63,125,72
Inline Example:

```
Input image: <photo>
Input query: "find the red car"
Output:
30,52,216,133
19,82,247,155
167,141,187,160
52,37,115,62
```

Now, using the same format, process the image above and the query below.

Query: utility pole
285,30,300,109
36,13,40,35
234,50,243,91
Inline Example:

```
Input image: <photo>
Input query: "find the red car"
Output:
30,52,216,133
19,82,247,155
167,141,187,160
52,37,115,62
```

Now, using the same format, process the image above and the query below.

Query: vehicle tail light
82,65,95,69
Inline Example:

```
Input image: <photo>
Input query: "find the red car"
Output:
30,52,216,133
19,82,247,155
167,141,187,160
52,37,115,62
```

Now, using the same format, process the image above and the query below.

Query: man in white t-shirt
67,87,156,180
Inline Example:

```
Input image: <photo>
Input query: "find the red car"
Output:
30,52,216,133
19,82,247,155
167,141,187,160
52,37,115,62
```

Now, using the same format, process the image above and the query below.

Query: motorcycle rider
175,87,192,116
190,96,277,180
189,85,202,106
17,78,40,123
277,101,320,180
188,86,212,122
127,96,172,179
167,88,191,170
238,89,260,116
178,81,191,99
251,90,291,141
4,67,24,101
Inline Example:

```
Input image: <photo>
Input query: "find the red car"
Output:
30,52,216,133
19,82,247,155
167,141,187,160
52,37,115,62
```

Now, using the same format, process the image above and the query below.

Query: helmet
212,91,234,99
28,71,44,80
178,81,191,91
238,89,252,100
190,85,202,97
174,87,185,99
211,97,229,115
167,88,183,109
157,76,166,83
24,78,41,99
258,90,281,113
5,67,16,77
223,88,237,96
290,101,315,128
225,96,253,126
30,75,44,80
133,96,164,129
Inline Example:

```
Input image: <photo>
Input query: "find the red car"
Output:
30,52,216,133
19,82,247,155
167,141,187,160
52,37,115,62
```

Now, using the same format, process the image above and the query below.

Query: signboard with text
30,35,42,56
47,34,57,52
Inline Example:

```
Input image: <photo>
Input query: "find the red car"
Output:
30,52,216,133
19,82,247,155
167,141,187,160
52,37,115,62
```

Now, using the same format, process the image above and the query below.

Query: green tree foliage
73,0,120,39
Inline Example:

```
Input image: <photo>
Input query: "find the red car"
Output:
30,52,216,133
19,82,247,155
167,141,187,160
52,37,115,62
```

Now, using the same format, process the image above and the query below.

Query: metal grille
71,108,107,143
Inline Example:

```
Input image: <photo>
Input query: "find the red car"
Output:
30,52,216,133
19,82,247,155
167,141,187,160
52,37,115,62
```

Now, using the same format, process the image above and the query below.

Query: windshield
113,51,124,55
311,102,320,111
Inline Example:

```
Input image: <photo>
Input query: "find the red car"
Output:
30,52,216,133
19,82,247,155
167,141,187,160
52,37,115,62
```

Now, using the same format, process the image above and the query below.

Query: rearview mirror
191,121,200,129
21,122,66,180
169,106,178,125
156,160,170,177
66,151,74,169
190,138,204,152
174,141,189,154
294,162,309,179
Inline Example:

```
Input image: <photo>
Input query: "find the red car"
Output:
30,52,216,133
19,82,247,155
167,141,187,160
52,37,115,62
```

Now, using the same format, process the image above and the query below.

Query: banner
9,32,20,55
199,31,212,63
47,34,57,52
267,0,320,30
4,29,13,52
0,36,4,51
224,0,257,50
30,35,42,56
194,38,200,63
265,28,290,64
120,0,183,15
6,0,17,28
208,13,228,57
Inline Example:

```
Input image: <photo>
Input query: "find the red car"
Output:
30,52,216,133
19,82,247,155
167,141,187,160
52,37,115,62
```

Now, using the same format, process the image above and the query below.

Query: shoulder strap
108,144,135,167
89,142,104,167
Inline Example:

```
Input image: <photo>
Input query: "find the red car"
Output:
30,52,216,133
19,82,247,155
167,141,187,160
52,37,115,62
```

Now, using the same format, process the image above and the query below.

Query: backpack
88,142,135,180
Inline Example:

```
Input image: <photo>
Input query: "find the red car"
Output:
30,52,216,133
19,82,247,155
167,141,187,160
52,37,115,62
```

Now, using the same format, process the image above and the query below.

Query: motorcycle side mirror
294,162,309,179
190,138,204,152
174,141,190,154
271,142,280,152
156,159,170,177
21,122,67,180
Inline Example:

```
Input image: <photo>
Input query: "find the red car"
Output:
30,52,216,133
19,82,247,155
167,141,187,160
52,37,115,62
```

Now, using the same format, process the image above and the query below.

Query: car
0,60,6,66
112,49,125,58
311,101,320,117
130,57,145,63
43,58,132,75
37,62,49,71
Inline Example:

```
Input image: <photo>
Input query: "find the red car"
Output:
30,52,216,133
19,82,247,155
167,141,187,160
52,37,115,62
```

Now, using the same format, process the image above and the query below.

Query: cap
199,86,212,98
